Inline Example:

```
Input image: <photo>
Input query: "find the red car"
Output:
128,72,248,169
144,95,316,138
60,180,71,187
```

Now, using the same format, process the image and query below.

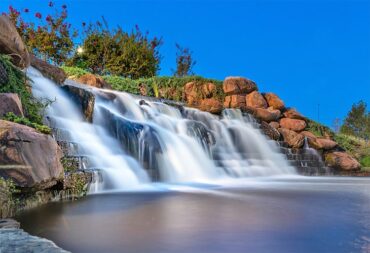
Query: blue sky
2,0,370,127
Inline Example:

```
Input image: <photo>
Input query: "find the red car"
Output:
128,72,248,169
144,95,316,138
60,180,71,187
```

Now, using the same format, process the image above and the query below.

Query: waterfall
28,67,296,192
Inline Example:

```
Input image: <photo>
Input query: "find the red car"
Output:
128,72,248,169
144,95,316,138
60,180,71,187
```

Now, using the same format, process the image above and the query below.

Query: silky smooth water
16,177,370,253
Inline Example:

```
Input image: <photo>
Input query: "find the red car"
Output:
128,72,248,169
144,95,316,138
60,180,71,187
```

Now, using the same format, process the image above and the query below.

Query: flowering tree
5,2,77,65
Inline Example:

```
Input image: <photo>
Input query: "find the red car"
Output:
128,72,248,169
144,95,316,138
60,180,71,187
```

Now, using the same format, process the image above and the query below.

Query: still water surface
17,177,370,253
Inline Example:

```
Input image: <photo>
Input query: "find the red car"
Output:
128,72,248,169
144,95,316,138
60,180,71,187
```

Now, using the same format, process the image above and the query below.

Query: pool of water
16,177,370,253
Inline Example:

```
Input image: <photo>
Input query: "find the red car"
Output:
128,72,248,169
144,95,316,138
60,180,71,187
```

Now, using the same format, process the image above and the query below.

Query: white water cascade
28,68,296,192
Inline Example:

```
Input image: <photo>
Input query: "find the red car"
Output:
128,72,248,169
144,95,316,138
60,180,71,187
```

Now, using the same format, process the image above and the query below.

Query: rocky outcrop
254,108,281,122
263,93,285,110
283,108,305,120
0,16,30,68
0,120,64,190
62,85,95,122
278,128,305,148
324,152,361,171
198,98,223,114
224,95,246,109
77,74,112,89
0,93,24,117
279,118,307,132
30,55,66,84
223,77,257,95
246,91,267,108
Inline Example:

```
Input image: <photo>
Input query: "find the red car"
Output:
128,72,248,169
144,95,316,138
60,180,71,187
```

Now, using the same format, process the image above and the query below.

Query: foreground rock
30,55,66,84
260,121,281,141
324,152,361,171
0,120,63,190
0,93,24,117
0,16,30,68
278,128,305,148
223,77,257,95
0,228,70,253
77,73,112,89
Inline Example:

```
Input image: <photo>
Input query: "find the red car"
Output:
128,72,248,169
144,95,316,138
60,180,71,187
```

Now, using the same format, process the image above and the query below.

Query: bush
0,55,44,124
360,156,370,168
173,43,196,77
2,112,51,134
61,66,89,78
306,119,335,137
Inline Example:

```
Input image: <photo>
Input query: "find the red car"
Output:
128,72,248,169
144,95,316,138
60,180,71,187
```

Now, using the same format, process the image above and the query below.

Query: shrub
2,112,51,134
61,66,89,78
360,156,370,168
173,43,196,77
340,100,370,140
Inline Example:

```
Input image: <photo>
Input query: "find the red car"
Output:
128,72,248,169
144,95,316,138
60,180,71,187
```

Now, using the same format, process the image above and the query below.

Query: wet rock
324,151,360,171
0,93,24,117
223,76,257,95
246,91,268,109
283,108,305,120
0,120,64,190
224,95,246,109
62,85,95,122
0,219,20,229
260,121,281,140
77,73,111,89
0,16,30,68
254,108,281,122
198,98,223,114
263,93,285,110
280,118,306,132
278,128,305,148
30,55,66,84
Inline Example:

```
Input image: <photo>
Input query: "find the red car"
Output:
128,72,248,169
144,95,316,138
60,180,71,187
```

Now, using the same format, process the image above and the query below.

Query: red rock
198,98,223,114
263,93,285,110
0,93,24,117
254,108,281,122
283,108,305,120
224,95,246,109
223,77,257,95
324,152,360,171
301,131,317,139
184,82,198,105
269,121,280,129
278,128,305,148
202,83,216,98
246,91,267,108
280,118,306,132
260,121,281,140
78,74,111,89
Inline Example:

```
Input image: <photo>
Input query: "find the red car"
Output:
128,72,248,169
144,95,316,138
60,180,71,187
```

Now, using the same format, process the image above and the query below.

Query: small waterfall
28,68,297,192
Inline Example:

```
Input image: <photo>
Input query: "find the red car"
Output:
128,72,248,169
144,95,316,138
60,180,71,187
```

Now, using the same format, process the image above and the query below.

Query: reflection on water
16,177,370,253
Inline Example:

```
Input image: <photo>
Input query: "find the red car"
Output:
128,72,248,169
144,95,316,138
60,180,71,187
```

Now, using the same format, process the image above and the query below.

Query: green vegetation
62,66,89,78
173,43,196,77
340,100,370,140
0,55,44,124
305,119,335,138
360,156,370,168
2,112,51,134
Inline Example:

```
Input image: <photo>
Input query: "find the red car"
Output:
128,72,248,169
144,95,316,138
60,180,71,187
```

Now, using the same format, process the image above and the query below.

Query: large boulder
184,82,218,106
246,91,267,108
269,121,280,129
0,16,30,68
279,118,306,132
302,131,338,150
30,55,66,85
0,120,64,190
62,85,95,122
77,74,111,89
263,93,285,110
324,151,361,171
223,77,257,95
260,121,281,141
283,108,305,120
254,108,281,122
224,95,246,109
278,128,305,148
0,93,24,117
198,98,223,114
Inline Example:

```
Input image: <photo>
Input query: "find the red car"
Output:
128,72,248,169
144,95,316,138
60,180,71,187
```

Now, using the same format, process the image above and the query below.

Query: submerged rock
0,120,63,190
0,93,24,117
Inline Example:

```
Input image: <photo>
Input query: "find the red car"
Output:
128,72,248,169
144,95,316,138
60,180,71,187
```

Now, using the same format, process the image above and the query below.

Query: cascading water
28,67,296,193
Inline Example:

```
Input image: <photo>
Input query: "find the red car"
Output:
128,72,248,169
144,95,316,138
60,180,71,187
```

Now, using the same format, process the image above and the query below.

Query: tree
340,100,370,139
173,43,196,77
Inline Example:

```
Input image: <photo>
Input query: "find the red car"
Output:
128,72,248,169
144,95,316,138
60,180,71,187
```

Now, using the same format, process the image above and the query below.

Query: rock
283,108,305,120
260,121,281,140
280,118,306,132
202,82,216,98
0,219,20,229
223,76,257,95
0,120,64,190
263,93,285,110
184,82,218,106
0,16,30,68
269,121,280,129
278,128,305,148
224,95,246,109
246,91,267,108
301,131,317,139
324,152,360,171
30,55,66,84
316,138,338,150
62,85,95,122
184,82,199,106
198,98,223,114
254,108,281,122
0,93,24,117
77,74,112,89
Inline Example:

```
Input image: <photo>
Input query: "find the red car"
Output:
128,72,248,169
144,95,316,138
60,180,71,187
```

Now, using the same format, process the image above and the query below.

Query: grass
2,112,51,134
305,119,335,137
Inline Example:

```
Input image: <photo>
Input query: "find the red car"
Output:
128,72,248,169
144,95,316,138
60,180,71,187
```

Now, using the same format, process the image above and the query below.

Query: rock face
77,74,111,89
263,93,285,110
0,16,30,68
0,93,24,117
0,120,64,190
324,151,361,171
223,77,257,95
246,91,267,108
224,95,246,109
278,128,305,148
280,118,306,132
198,98,223,114
283,108,305,120
202,83,216,98
62,85,95,122
30,55,66,84
184,82,199,106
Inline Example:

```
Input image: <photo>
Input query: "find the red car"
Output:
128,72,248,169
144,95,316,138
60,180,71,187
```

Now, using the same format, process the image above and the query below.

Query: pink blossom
35,12,42,19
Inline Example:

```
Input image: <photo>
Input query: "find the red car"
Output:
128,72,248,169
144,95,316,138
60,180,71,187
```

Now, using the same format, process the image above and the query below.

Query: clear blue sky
2,0,370,127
